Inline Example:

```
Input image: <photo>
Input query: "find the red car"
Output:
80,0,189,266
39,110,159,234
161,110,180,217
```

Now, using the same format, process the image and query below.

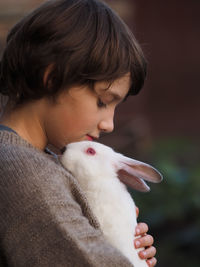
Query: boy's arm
0,155,132,267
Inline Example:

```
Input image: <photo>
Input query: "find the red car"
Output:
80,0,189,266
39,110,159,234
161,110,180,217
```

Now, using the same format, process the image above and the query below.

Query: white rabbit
60,141,163,267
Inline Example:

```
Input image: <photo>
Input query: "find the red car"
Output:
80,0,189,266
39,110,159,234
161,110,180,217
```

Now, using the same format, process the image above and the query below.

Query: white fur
60,141,162,266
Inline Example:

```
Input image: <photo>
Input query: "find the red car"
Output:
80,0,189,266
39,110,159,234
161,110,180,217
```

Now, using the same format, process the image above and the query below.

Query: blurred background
0,0,199,266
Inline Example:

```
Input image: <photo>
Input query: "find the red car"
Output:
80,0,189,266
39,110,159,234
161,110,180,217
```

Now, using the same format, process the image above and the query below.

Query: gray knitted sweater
0,130,132,266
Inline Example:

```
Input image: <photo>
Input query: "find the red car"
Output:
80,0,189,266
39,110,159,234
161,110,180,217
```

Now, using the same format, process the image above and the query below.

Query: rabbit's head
60,141,163,192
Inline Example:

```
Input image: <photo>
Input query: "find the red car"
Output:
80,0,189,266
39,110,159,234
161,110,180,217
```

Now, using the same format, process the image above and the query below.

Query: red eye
86,147,96,155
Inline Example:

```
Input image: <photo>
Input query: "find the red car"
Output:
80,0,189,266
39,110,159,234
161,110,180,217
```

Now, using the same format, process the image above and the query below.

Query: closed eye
97,98,107,108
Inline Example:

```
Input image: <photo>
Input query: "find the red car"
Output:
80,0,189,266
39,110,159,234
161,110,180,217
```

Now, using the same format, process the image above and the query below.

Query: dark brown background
105,0,200,142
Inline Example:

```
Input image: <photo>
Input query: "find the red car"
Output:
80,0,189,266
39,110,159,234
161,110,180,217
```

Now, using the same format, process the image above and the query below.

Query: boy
0,0,156,266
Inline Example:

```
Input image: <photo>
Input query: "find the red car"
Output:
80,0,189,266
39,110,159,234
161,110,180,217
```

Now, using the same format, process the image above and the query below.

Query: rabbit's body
78,172,145,266
60,141,162,267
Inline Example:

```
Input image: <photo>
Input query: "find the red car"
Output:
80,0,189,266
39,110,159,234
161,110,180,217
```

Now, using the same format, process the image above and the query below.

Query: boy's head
0,0,146,105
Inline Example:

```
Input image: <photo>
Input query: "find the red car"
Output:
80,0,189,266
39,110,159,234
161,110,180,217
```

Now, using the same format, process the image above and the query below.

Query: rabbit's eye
86,147,96,155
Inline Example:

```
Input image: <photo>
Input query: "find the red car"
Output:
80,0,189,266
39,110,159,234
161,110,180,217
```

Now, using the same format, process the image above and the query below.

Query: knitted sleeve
0,145,132,267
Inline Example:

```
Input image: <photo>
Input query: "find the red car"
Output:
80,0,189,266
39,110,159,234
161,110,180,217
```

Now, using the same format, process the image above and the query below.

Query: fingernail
135,240,140,248
142,251,147,257
135,228,140,235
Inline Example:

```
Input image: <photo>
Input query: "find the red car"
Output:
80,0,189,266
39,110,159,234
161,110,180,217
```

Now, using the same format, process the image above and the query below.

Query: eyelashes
97,98,107,108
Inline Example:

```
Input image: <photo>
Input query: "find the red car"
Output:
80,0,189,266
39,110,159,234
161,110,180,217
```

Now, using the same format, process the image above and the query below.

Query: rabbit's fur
60,141,162,267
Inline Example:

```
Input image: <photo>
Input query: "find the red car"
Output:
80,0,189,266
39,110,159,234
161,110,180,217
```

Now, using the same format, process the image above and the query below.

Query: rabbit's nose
61,146,67,154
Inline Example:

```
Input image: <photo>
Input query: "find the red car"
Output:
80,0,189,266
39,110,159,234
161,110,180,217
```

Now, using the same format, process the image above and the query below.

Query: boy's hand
134,207,157,267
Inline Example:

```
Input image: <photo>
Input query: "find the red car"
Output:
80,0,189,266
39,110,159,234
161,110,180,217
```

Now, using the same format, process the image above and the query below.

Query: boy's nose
98,113,114,133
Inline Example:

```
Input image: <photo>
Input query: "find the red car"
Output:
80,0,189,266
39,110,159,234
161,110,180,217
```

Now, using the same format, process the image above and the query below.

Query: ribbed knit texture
0,131,132,266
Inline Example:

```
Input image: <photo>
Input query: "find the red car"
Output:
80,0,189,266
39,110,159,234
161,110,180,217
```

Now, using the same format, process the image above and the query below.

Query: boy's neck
0,99,48,150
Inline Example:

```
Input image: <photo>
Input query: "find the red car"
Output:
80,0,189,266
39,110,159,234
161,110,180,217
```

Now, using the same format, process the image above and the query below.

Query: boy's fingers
138,246,156,259
134,234,154,249
146,257,157,267
135,222,148,236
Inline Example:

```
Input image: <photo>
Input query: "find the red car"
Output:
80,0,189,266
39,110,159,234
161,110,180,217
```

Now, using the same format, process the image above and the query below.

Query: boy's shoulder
0,133,80,205
0,137,56,167
0,132,71,183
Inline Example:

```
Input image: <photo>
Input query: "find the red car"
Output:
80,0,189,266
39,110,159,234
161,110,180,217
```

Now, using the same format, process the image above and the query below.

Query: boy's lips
86,135,98,141
86,135,94,141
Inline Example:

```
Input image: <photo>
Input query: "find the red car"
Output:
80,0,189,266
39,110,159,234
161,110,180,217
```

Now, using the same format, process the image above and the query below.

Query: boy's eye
97,98,107,108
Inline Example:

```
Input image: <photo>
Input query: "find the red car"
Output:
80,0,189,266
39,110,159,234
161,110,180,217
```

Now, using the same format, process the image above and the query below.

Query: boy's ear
43,64,54,88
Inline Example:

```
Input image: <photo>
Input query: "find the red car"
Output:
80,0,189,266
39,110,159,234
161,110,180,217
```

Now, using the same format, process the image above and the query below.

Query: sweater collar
0,130,59,161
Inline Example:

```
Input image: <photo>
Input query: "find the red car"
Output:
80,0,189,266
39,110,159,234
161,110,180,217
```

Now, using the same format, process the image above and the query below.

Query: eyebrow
98,86,129,103
109,91,129,103
111,92,122,100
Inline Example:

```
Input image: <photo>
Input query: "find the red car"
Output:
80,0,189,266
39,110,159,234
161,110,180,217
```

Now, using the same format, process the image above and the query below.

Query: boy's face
44,74,131,149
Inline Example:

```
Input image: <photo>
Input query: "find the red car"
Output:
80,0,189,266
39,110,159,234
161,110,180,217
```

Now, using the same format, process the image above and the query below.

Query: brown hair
0,0,147,105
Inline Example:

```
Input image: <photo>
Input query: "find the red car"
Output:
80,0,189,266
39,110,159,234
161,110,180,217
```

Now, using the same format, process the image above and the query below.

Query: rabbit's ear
116,155,163,192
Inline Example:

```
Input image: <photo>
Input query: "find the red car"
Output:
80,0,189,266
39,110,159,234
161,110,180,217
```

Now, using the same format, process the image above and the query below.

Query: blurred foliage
129,137,200,267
